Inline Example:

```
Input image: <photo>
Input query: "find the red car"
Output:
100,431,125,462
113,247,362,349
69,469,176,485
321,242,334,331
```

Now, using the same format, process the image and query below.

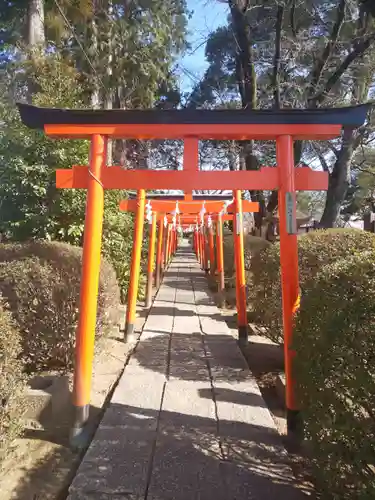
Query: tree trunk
27,0,45,103
106,0,113,163
229,1,260,227
28,0,45,47
319,130,356,228
91,0,100,108
319,4,372,227
272,4,284,109
228,143,237,171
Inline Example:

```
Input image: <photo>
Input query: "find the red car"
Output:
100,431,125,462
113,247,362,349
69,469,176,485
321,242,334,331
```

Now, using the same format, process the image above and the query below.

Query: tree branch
235,57,245,105
313,144,330,172
273,4,284,109
266,190,278,214
290,0,297,38
353,127,369,150
351,4,371,104
228,0,257,109
309,31,375,106
309,0,345,93
326,140,340,159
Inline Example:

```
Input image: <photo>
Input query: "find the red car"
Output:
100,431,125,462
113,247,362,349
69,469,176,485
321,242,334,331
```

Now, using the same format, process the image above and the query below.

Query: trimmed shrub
250,229,375,343
220,231,271,287
294,251,375,499
0,241,120,372
0,299,26,461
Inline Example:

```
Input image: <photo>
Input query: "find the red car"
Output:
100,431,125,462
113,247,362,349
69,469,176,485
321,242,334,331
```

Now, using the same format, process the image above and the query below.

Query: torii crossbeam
17,102,369,445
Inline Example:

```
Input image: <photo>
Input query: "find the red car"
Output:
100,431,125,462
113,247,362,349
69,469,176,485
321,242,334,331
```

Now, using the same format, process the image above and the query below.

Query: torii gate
17,102,368,444
118,197,259,326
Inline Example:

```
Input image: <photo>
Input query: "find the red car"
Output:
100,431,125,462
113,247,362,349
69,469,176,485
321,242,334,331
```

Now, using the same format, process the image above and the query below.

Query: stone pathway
68,241,309,499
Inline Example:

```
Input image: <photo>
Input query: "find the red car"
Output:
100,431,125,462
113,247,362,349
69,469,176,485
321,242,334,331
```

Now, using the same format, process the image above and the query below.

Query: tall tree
0,0,189,295
190,0,375,228
0,0,188,167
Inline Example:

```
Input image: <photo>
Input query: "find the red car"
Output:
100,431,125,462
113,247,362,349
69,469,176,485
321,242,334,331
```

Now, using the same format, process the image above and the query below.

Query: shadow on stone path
67,242,312,499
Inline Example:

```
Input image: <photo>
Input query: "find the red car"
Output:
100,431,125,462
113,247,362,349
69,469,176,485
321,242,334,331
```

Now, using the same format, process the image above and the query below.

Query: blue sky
178,0,229,93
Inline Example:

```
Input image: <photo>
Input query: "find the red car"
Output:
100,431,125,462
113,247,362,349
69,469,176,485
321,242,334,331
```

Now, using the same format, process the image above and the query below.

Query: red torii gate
17,102,368,445
119,197,259,319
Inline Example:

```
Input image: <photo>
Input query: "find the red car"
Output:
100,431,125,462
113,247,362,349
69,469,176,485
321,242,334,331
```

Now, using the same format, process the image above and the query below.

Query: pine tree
189,0,375,228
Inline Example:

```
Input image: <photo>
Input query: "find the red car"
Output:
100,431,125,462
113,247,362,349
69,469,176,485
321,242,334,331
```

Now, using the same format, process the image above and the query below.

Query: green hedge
220,231,270,287
0,299,26,461
0,241,120,372
250,229,375,343
294,251,375,499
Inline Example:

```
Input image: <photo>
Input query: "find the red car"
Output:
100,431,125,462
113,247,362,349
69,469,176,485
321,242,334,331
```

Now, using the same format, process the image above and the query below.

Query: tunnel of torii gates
118,196,259,318
17,102,369,443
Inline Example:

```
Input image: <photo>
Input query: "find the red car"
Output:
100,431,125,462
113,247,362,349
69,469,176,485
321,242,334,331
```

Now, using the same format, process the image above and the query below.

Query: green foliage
0,54,89,242
0,1,185,305
220,231,271,288
0,55,141,300
344,146,375,217
101,192,148,303
0,0,188,295
0,298,26,461
0,0,28,48
251,229,375,343
188,25,237,106
0,241,120,372
296,191,325,220
42,0,188,111
294,251,375,499
107,0,188,108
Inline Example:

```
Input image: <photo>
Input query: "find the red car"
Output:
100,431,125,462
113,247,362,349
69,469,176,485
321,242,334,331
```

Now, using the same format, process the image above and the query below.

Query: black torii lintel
17,103,370,129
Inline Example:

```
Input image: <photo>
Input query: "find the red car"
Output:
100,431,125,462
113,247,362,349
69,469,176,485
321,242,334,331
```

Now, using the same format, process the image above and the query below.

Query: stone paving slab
68,374,165,499
68,241,308,500
147,379,224,500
